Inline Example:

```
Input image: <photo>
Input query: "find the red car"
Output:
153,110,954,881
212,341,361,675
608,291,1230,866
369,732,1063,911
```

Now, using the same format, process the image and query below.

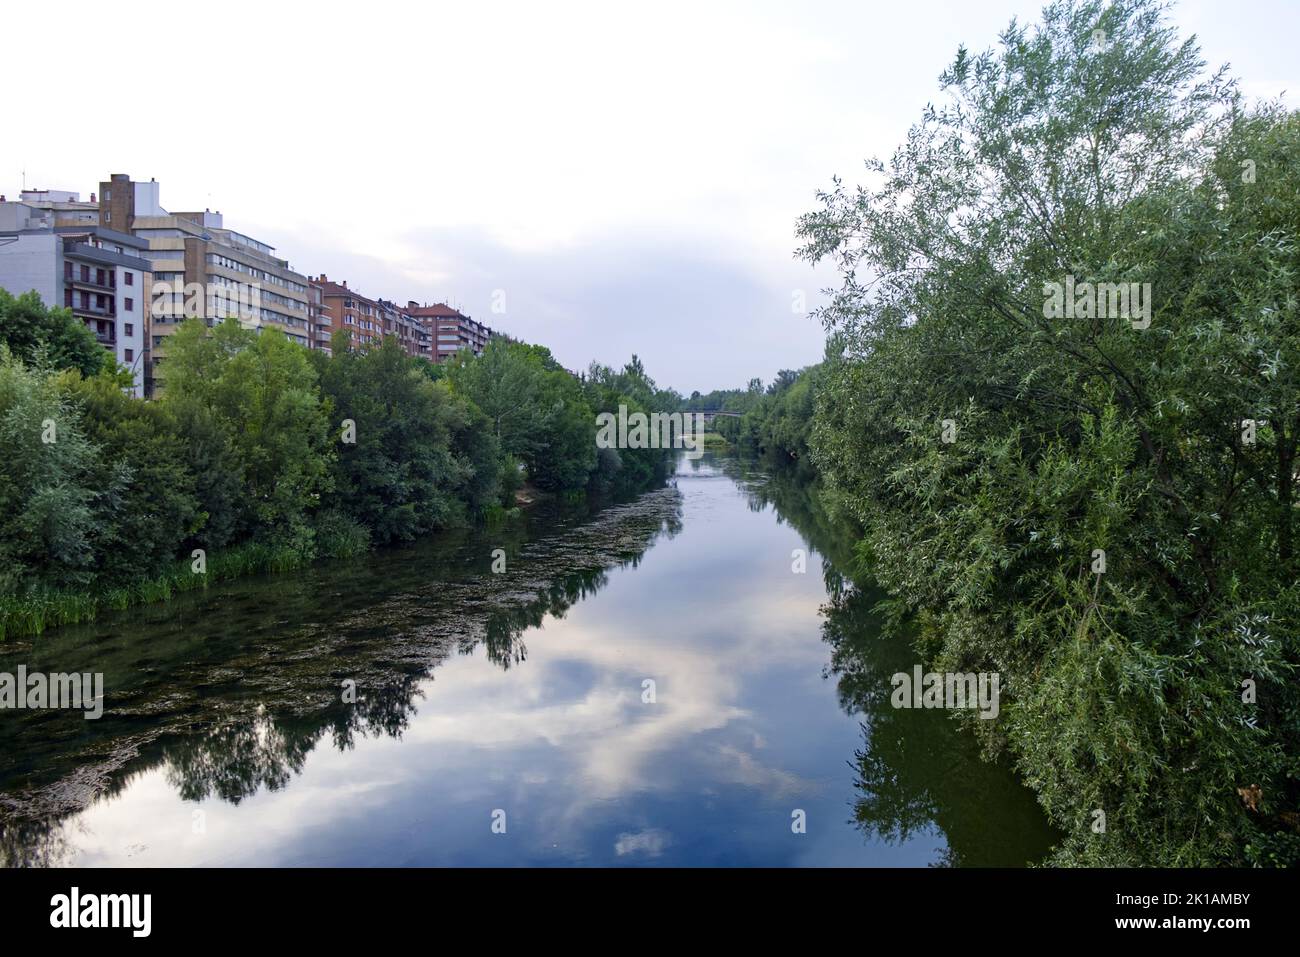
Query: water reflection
0,489,683,865
728,459,1060,866
0,455,1056,866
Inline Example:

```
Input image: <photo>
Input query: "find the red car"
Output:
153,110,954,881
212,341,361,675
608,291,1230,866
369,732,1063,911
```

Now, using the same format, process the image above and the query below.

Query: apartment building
8,187,100,227
307,282,333,355
310,277,430,359
379,299,430,359
0,197,151,394
404,303,494,363
311,275,382,351
106,175,314,393
4,173,496,389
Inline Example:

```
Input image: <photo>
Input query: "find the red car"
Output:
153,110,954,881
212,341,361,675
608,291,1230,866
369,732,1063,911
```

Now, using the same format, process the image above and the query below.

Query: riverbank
1,321,680,646
0,478,639,642
2,502,528,642
0,540,328,641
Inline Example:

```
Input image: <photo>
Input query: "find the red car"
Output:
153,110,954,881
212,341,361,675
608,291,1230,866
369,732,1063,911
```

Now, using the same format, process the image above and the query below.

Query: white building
0,198,151,394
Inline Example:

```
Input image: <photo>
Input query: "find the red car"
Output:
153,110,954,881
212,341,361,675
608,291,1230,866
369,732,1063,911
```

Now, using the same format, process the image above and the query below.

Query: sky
4,0,1296,395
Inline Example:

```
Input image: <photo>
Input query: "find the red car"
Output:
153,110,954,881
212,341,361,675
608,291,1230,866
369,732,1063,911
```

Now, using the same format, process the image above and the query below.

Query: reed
0,542,316,641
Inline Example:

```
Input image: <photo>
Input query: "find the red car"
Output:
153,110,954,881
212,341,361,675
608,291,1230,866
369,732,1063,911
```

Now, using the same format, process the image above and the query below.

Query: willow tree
799,0,1299,865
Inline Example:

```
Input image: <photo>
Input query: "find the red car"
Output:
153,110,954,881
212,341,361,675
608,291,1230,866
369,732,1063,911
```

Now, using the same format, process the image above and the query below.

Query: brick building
404,303,494,363
311,276,430,359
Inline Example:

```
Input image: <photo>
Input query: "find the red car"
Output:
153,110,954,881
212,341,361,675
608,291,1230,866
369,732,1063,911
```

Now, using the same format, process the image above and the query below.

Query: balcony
68,273,115,292
73,302,116,319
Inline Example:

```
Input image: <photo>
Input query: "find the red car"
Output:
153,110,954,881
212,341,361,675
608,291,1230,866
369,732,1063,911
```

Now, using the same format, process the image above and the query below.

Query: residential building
0,198,151,394
307,282,333,355
3,173,494,389
379,298,430,359
9,187,100,227
117,175,313,393
311,277,430,359
404,303,494,363
311,275,382,351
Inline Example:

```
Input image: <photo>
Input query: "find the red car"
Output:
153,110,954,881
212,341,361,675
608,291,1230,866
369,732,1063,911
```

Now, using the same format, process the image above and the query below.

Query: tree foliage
0,289,107,378
797,0,1299,865
312,336,507,543
1,317,676,630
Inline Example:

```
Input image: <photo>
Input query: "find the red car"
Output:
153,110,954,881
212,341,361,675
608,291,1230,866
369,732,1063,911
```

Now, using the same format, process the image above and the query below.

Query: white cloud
614,828,672,857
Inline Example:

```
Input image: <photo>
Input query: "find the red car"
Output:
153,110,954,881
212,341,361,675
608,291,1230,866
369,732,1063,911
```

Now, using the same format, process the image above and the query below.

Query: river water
0,454,1057,866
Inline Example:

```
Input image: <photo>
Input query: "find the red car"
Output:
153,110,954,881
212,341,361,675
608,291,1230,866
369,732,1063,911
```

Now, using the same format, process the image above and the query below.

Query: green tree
798,0,1299,865
447,339,595,492
0,349,103,594
59,369,201,582
736,363,823,467
161,319,333,552
0,289,107,378
314,336,498,543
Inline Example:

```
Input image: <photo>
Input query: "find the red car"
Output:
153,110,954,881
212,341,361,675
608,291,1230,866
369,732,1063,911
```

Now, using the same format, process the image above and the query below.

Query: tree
0,349,103,594
447,339,595,492
767,369,799,395
0,289,107,378
798,0,1299,865
161,319,333,552
314,336,500,543
737,364,823,466
60,369,201,582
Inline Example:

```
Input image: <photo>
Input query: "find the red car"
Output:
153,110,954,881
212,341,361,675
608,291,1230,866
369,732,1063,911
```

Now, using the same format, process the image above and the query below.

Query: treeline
738,0,1300,866
0,293,675,638
718,365,823,469
683,379,765,415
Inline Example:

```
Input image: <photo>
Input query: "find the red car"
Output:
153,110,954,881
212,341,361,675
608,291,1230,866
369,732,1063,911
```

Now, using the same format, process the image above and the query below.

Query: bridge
681,410,742,423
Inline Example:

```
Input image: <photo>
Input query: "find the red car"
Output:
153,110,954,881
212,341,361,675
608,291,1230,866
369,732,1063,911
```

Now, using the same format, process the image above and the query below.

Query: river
0,453,1057,866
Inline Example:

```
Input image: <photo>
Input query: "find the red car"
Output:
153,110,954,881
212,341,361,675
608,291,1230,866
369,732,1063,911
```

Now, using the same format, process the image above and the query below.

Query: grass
1,499,531,642
0,541,311,641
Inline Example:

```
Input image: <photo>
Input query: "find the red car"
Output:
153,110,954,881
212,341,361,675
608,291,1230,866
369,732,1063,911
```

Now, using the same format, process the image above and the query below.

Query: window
124,348,133,362
125,298,134,312
105,211,112,224
81,265,90,282
64,289,73,307
124,272,134,286
125,323,134,336
96,269,106,286
64,261,72,279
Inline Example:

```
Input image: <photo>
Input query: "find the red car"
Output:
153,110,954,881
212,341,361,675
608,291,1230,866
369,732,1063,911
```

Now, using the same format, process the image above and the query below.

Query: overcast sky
5,0,1295,394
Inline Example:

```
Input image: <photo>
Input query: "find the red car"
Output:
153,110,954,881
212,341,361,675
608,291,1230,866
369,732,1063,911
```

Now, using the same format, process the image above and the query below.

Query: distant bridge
681,410,742,423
